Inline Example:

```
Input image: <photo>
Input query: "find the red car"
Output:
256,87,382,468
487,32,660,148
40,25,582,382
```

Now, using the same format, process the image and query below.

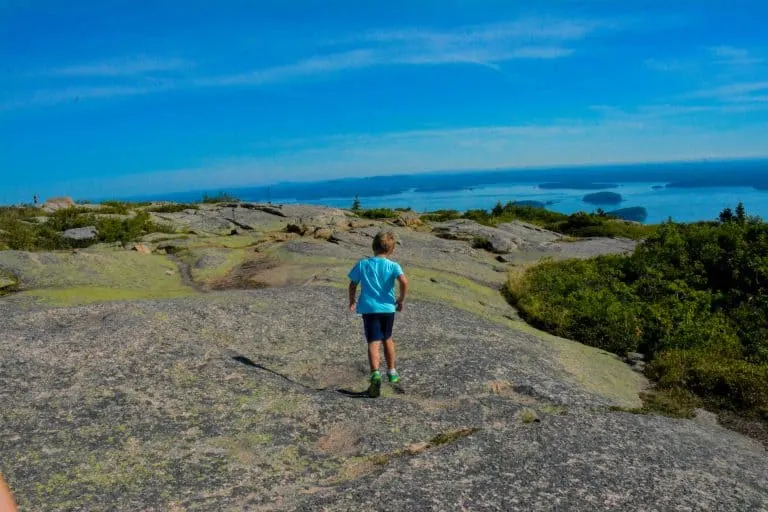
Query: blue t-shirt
348,257,404,314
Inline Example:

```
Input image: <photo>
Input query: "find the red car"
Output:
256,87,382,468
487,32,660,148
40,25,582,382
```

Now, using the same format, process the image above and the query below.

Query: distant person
0,473,18,512
348,230,409,398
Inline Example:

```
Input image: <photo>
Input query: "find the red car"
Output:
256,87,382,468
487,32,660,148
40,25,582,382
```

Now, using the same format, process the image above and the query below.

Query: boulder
313,227,334,240
626,352,645,363
42,197,75,213
394,211,423,228
432,219,521,254
133,243,152,254
61,226,98,241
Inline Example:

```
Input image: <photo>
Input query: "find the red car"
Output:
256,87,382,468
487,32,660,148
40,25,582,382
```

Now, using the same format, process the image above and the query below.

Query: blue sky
2,0,768,203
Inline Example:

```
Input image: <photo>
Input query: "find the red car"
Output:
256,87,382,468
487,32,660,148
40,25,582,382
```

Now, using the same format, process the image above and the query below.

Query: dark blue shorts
362,313,395,343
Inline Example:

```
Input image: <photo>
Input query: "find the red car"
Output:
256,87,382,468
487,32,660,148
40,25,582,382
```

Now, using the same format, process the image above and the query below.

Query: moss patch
21,286,194,305
0,250,196,305
511,321,647,409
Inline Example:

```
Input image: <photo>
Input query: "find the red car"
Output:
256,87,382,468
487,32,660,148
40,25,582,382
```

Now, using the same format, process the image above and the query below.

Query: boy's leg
383,338,396,371
381,314,399,383
368,341,382,372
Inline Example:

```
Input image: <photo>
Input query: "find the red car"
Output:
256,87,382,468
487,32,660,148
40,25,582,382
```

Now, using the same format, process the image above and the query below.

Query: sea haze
138,159,768,224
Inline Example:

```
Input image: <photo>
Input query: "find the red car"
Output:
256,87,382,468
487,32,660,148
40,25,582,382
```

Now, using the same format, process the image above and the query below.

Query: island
607,206,648,223
539,182,619,190
651,185,665,190
583,191,623,205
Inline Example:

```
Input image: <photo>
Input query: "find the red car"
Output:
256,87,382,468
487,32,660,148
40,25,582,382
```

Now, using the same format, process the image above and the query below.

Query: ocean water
144,160,768,224
291,182,768,224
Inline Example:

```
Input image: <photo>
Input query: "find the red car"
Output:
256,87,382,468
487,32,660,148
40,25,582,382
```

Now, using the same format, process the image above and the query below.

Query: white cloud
687,81,768,100
50,56,191,77
193,50,378,87
709,46,764,66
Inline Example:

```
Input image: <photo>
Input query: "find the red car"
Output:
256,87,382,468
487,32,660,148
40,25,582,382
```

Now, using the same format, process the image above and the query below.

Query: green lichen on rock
0,268,18,295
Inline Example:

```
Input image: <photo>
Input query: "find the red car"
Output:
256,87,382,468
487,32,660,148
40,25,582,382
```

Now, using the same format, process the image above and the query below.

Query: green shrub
457,202,655,240
201,192,240,204
100,200,131,215
357,208,399,219
97,210,174,244
421,210,461,222
506,205,768,417
0,205,174,250
649,350,768,416
147,203,199,213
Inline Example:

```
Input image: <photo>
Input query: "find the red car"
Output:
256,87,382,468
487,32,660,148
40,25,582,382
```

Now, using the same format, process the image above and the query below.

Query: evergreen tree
736,202,746,223
719,207,734,223
492,201,504,217
351,196,361,211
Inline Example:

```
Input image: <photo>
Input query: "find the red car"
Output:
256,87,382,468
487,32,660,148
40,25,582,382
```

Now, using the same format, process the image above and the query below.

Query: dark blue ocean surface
137,159,768,224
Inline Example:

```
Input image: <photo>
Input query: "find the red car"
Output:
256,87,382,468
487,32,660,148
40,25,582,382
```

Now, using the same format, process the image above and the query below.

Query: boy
348,230,409,398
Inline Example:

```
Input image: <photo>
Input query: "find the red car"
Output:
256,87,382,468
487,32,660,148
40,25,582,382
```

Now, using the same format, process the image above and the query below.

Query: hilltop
1,200,766,511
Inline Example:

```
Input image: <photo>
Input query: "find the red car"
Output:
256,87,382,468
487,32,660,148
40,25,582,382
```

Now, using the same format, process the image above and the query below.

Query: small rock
692,408,719,427
630,361,646,373
133,243,152,254
517,408,540,424
429,278,439,283
42,196,75,213
406,442,430,455
496,254,515,263
626,352,645,363
165,270,174,276
313,227,333,240
61,226,98,241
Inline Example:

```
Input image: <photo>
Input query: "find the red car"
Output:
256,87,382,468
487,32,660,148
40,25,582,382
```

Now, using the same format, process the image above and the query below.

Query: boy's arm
348,281,358,312
396,274,409,311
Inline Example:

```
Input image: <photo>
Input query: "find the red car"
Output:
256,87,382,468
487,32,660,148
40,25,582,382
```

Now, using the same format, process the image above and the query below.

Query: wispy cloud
194,50,378,87
0,83,174,111
644,58,695,72
3,16,608,110
49,56,191,77
709,46,764,66
198,18,598,88
687,81,768,100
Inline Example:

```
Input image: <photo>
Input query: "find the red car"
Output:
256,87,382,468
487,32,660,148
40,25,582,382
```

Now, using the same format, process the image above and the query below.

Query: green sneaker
387,370,400,384
369,371,382,398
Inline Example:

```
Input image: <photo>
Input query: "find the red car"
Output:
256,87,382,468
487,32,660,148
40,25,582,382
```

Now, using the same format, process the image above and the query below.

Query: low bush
421,209,461,222
201,192,240,204
506,205,768,418
439,201,656,240
357,208,399,219
147,203,199,213
100,200,131,215
0,206,174,250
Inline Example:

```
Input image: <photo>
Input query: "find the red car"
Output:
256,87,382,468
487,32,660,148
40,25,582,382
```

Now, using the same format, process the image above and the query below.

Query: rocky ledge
0,203,765,511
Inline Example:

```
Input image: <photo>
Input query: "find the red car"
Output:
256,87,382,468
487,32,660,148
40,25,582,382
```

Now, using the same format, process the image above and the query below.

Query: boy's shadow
232,355,400,399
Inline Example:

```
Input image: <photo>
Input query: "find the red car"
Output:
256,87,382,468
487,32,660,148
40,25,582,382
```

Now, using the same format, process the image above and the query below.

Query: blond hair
372,230,396,255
